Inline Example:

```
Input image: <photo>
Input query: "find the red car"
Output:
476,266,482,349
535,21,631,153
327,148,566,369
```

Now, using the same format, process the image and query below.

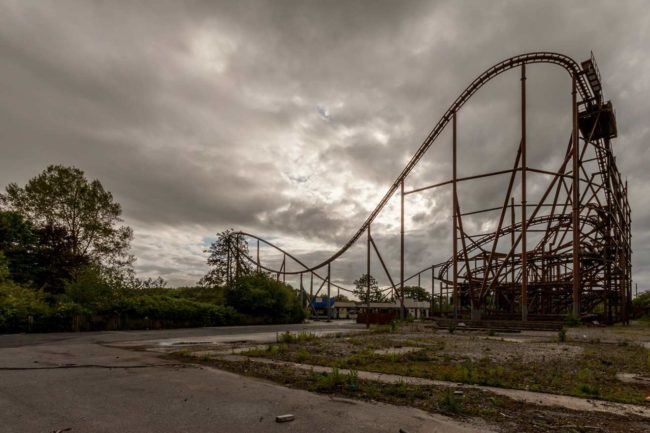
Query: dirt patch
438,336,584,363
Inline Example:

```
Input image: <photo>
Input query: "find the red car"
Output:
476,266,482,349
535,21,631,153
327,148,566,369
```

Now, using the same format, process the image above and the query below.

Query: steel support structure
224,52,631,324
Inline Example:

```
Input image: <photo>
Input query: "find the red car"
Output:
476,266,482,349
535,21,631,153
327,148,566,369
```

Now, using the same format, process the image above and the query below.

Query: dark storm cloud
0,0,648,288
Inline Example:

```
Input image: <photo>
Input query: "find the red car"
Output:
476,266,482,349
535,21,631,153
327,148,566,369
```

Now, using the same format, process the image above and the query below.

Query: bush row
0,281,241,333
0,272,306,333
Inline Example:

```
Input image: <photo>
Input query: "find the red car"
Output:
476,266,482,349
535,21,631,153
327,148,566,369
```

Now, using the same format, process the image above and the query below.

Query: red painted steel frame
227,52,631,323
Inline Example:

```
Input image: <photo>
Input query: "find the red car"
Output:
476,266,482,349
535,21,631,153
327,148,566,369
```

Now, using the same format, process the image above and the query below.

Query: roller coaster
226,51,631,324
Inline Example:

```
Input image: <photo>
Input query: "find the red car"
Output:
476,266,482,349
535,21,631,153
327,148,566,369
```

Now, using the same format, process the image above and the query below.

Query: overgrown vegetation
0,269,306,332
170,352,650,433
227,273,305,324
0,165,306,333
633,291,650,318
240,328,650,404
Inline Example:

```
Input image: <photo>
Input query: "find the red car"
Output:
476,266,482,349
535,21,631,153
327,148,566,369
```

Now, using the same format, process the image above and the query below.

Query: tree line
0,165,305,333
351,273,432,304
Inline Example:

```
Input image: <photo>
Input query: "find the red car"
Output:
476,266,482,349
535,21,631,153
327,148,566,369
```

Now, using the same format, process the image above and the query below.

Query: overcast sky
0,1,648,293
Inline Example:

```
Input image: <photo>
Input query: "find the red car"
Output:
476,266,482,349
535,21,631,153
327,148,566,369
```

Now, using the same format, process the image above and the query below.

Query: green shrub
0,275,240,333
116,293,238,326
1,266,314,332
370,324,392,334
226,273,306,324
175,286,227,305
64,264,116,311
0,281,47,329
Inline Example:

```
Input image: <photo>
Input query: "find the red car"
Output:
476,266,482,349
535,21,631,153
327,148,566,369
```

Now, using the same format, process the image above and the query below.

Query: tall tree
0,165,133,273
0,210,93,292
402,285,432,302
352,273,387,303
32,223,90,292
0,211,38,284
199,229,251,287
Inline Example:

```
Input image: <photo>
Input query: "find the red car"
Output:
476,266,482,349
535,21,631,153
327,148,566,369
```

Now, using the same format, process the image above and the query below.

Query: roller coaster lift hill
225,52,631,325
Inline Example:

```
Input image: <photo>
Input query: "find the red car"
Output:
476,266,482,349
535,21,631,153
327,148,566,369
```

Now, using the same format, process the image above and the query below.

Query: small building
309,297,335,319
311,297,431,322
332,301,358,319
356,302,399,324
403,298,431,319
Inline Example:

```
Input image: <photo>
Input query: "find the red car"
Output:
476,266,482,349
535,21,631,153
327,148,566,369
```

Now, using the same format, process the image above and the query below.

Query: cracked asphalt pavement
0,322,493,433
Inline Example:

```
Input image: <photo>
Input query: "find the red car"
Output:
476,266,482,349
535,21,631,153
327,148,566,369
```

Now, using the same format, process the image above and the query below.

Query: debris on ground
276,414,295,423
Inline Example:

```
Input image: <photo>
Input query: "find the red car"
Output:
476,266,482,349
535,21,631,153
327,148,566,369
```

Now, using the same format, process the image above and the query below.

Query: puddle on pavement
159,341,210,347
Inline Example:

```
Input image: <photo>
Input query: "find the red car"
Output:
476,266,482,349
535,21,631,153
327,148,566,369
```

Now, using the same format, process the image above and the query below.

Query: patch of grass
314,367,344,390
577,383,600,397
406,349,431,362
385,379,410,398
294,347,311,362
438,389,462,414
267,343,289,355
558,328,567,343
312,367,360,392
172,348,192,357
369,324,392,334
